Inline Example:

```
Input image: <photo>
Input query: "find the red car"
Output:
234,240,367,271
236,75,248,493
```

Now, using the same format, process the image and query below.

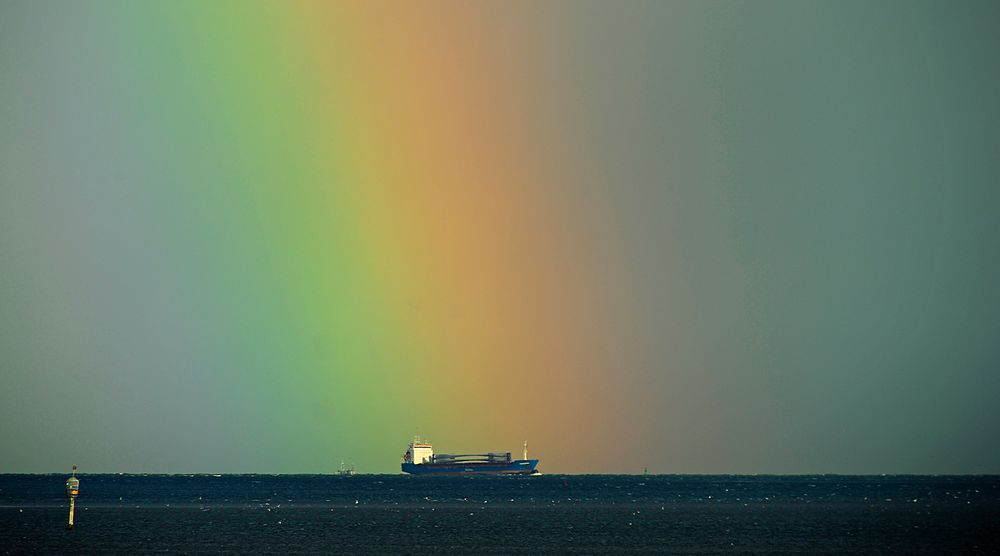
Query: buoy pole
66,465,79,530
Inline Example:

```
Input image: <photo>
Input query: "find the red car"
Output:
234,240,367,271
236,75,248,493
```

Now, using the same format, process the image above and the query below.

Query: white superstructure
403,436,434,464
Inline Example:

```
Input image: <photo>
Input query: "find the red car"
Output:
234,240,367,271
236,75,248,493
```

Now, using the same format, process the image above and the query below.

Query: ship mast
523,440,528,461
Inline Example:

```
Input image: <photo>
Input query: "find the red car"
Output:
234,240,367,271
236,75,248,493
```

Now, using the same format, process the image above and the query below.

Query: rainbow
2,1,640,472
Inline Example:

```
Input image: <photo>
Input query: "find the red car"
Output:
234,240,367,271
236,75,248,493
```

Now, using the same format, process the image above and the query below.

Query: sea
2,474,998,554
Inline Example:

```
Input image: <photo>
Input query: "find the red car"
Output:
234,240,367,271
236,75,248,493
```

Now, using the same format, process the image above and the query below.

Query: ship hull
402,459,539,475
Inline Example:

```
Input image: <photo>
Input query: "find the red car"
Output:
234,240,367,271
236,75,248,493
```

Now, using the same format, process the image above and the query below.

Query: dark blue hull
402,459,539,475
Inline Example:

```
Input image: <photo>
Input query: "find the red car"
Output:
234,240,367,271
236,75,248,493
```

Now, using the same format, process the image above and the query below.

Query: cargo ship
401,437,540,475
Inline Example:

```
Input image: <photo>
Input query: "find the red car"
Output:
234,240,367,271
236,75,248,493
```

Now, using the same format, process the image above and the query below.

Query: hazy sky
2,1,999,473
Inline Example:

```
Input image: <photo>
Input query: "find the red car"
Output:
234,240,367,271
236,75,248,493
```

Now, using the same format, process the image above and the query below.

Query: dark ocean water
2,474,998,554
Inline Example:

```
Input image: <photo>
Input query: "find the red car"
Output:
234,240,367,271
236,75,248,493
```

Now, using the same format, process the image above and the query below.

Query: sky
1,0,998,474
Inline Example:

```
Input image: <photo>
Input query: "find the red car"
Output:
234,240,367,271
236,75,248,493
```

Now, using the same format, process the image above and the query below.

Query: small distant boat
337,461,356,476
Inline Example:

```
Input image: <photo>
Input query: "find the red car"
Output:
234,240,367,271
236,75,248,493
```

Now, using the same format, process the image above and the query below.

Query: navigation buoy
66,465,80,530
